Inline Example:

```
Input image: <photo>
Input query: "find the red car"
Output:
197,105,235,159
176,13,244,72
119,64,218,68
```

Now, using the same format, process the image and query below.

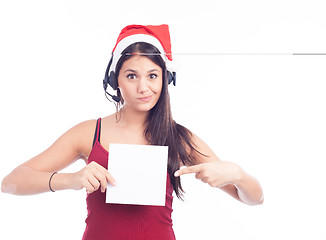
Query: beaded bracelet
49,172,57,192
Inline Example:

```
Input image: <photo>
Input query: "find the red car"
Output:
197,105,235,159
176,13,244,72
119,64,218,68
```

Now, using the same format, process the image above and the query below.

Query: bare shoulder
66,119,99,158
71,119,98,135
189,131,222,164
20,119,99,172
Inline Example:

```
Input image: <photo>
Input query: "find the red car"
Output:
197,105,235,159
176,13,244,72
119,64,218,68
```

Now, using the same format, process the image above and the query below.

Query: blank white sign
106,143,169,206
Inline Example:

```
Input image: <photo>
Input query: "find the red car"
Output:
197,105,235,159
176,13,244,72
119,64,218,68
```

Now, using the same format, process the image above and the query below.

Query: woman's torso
82,117,175,240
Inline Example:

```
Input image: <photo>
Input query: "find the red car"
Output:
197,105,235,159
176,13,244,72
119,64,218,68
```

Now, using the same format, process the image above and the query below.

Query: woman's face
117,55,163,113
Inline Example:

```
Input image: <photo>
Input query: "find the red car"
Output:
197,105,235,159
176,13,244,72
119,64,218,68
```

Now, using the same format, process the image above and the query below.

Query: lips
137,95,153,102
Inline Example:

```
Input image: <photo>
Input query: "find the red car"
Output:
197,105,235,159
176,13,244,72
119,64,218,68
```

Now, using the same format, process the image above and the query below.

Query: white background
1,0,326,239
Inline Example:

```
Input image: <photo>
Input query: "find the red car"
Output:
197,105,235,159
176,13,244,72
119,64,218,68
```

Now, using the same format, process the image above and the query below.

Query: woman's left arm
174,134,264,206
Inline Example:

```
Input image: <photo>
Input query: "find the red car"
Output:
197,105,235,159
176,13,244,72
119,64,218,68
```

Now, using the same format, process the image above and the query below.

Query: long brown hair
115,42,204,199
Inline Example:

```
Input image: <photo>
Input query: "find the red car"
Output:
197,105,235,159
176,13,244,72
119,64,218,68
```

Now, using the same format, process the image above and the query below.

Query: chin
136,103,157,112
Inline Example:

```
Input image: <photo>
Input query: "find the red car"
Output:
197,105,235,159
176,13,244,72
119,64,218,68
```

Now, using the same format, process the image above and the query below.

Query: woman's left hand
174,161,243,188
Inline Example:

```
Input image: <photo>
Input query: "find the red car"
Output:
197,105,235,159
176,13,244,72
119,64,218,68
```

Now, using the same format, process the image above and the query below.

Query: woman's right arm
1,120,116,195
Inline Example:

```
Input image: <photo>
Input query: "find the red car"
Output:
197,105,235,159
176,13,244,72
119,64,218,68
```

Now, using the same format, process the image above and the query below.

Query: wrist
231,163,244,187
50,172,75,191
49,172,57,192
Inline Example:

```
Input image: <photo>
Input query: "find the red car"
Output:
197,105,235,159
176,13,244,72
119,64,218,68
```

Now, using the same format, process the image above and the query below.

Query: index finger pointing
174,164,203,177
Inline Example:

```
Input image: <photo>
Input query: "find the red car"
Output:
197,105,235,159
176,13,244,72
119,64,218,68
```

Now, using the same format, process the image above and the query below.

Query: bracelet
49,172,57,192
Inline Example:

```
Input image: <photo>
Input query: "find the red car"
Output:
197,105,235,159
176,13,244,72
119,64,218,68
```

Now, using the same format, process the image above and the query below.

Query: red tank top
82,119,176,240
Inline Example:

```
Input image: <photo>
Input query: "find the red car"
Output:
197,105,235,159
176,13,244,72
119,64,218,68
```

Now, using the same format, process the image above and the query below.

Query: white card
106,143,168,206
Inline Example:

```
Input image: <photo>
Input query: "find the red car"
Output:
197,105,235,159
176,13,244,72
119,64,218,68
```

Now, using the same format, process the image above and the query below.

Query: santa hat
109,24,174,73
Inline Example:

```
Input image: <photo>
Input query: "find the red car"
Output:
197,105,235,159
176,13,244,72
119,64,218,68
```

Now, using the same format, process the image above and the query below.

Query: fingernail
174,171,180,177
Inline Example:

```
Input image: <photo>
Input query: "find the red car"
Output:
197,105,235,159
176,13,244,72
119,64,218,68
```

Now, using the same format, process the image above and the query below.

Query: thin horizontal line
174,53,292,55
293,53,326,55
123,53,326,56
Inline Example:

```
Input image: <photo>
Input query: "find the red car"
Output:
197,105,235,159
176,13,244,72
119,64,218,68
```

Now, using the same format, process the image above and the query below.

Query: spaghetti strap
92,118,102,147
97,118,101,143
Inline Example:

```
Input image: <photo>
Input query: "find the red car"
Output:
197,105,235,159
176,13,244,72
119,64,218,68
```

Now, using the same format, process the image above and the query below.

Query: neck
116,106,149,129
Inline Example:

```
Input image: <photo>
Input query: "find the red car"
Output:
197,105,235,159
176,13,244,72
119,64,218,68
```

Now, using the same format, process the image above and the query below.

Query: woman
1,24,263,240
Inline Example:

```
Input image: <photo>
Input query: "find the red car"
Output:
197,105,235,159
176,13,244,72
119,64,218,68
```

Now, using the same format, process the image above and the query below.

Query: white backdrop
1,1,326,239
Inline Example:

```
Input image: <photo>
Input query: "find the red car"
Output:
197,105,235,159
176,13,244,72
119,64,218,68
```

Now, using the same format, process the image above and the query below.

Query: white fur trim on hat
110,34,173,73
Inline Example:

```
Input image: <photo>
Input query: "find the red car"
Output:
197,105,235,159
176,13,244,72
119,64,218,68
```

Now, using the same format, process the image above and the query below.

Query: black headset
103,55,176,103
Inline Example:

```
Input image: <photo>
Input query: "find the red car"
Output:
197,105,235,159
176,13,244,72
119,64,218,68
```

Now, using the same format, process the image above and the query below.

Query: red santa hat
110,24,174,73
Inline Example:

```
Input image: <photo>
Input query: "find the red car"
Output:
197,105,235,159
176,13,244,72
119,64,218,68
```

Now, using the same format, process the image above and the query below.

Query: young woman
1,24,263,240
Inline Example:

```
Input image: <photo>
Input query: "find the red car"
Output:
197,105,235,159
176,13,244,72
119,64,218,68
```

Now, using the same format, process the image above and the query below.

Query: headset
103,55,176,103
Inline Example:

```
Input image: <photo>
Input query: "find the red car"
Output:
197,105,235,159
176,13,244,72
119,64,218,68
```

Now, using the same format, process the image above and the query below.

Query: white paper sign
106,143,168,206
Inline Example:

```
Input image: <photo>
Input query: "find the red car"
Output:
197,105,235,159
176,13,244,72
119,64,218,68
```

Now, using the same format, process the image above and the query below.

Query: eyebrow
123,69,161,73
123,69,137,73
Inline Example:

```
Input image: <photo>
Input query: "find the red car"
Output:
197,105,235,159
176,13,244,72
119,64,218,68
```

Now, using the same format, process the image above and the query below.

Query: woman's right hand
71,161,116,194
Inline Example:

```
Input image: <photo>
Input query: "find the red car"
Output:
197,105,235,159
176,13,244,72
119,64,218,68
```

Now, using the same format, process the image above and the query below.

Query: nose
137,76,150,94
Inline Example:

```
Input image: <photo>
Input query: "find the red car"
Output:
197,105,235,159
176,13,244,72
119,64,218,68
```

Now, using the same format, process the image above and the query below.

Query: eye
127,73,136,80
149,74,158,79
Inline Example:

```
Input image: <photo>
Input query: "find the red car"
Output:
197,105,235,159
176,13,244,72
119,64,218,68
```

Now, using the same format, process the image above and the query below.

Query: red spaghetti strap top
82,118,176,240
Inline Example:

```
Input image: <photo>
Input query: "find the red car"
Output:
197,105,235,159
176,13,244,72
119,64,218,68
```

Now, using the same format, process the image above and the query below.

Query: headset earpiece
108,71,118,90
168,71,176,86
103,75,108,90
103,57,120,103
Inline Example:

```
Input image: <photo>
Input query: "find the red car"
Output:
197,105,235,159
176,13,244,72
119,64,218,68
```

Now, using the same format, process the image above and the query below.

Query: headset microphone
103,77,121,103
104,89,121,103
111,95,121,102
